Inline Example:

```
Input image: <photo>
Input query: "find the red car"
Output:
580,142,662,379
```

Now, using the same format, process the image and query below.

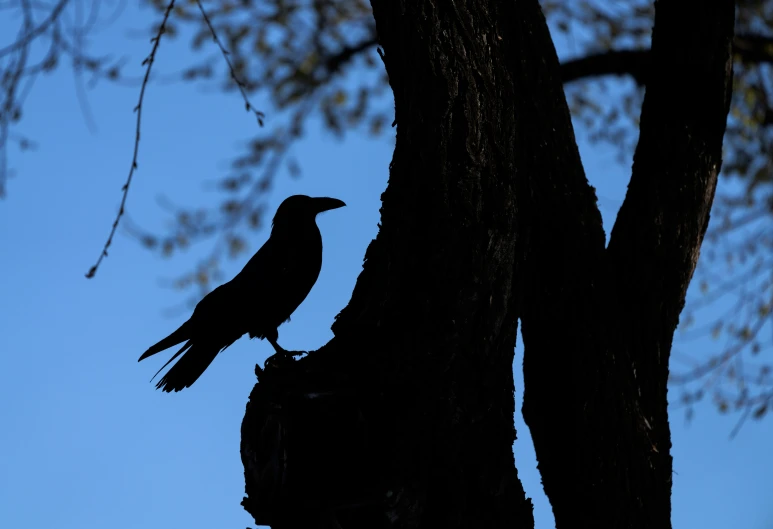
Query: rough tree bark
521,0,735,528
240,0,735,528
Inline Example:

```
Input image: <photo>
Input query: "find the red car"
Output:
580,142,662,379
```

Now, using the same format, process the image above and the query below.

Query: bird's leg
264,331,307,369
266,334,289,355
266,329,306,358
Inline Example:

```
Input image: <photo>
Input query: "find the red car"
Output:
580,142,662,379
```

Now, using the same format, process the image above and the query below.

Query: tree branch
0,0,33,198
0,0,70,59
324,32,379,74
560,33,768,86
734,33,773,65
85,0,176,278
561,49,650,85
195,0,264,126
604,0,735,522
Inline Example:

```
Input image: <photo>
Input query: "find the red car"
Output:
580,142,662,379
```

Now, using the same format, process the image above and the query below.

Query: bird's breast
243,228,324,333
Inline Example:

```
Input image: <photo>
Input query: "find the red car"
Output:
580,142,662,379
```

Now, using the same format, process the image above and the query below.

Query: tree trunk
522,0,735,528
240,0,735,528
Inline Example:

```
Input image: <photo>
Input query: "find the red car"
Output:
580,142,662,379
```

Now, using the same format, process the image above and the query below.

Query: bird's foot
264,335,308,368
267,335,307,356
265,349,308,369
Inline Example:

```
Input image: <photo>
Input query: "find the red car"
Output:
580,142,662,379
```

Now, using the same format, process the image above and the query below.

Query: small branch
729,402,752,439
195,0,265,126
560,33,773,86
0,0,33,198
85,0,176,278
687,259,772,310
734,33,773,66
325,33,379,74
561,49,650,85
0,0,70,59
670,310,768,384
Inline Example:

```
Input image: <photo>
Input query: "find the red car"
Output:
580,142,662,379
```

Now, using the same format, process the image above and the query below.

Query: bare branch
0,0,69,59
0,0,33,197
194,0,265,126
560,33,773,86
734,33,773,65
325,32,379,74
671,314,768,384
85,0,176,279
561,49,650,85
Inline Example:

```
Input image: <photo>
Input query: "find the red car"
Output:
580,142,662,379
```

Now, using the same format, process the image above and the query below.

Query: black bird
138,195,345,392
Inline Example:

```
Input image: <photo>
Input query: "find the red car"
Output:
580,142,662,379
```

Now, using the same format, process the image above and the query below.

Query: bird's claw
265,349,307,369
275,349,307,360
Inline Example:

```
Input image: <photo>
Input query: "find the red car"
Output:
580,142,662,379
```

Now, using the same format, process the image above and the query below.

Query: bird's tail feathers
150,341,193,383
138,321,191,361
155,341,229,392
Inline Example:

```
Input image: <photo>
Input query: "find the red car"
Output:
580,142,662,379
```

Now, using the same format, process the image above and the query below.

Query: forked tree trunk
240,1,735,528
521,0,734,526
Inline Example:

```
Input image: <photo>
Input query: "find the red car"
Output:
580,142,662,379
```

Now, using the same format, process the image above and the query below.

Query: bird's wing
189,281,240,321
139,281,238,362
236,237,282,278
232,234,320,332
233,238,293,297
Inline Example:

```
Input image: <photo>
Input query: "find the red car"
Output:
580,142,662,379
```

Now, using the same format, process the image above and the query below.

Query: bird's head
272,195,346,229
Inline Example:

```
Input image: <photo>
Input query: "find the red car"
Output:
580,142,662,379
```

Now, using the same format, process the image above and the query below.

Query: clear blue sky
1,4,772,529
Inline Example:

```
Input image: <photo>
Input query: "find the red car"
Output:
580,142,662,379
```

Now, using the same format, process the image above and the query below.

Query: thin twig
324,33,379,74
72,1,98,135
195,0,265,126
0,0,70,59
687,259,772,310
85,0,176,278
670,314,769,384
0,0,33,198
729,402,751,440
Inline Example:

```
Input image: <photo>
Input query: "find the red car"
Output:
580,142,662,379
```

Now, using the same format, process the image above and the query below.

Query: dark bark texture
521,0,734,528
240,0,735,528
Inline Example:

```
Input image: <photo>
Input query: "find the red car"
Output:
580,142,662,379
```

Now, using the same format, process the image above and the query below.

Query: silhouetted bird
138,195,345,392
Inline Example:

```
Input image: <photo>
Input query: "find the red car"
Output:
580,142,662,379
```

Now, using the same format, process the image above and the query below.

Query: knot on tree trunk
240,347,399,529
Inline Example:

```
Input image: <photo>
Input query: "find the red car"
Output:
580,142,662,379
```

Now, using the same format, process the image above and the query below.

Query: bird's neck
271,220,321,241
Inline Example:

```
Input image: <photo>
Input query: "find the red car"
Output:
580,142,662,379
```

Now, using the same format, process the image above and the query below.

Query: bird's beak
313,197,346,213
